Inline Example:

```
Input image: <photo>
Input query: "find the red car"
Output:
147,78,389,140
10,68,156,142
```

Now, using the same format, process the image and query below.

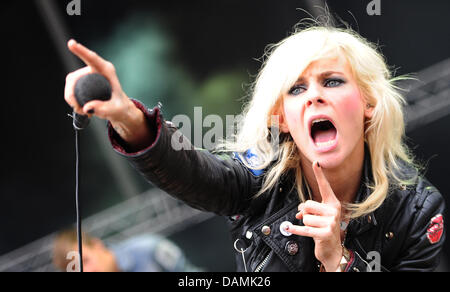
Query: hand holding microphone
65,40,152,149
65,40,132,123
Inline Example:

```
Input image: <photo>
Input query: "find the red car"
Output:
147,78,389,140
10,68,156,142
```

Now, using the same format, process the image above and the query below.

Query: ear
364,102,374,119
279,116,290,134
271,100,290,134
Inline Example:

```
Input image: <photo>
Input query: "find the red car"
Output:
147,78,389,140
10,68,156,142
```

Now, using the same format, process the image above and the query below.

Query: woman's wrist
110,98,153,151
322,247,344,272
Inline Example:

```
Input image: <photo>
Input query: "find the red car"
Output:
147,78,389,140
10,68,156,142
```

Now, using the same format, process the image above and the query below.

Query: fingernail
88,109,95,114
317,161,321,168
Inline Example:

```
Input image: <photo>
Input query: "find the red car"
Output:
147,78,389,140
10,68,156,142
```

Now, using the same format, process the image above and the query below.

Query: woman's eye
288,85,306,95
324,78,344,87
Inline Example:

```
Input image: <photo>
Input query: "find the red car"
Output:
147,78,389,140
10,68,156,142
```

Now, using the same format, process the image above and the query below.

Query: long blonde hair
220,24,418,219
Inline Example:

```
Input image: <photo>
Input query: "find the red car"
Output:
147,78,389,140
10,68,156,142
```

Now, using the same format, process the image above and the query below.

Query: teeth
312,118,329,125
315,140,336,147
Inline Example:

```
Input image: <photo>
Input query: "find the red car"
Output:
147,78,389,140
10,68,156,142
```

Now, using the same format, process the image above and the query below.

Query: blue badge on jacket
234,149,265,177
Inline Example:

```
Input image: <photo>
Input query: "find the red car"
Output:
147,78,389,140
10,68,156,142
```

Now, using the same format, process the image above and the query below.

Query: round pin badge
280,221,293,237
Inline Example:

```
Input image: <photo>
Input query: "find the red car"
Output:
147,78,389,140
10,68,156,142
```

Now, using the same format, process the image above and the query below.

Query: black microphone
73,73,112,130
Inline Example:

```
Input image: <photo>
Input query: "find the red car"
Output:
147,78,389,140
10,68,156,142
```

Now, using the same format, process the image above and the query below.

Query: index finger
312,161,339,205
68,39,107,72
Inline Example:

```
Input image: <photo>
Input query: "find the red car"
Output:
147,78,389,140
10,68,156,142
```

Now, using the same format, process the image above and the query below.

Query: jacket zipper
254,250,271,272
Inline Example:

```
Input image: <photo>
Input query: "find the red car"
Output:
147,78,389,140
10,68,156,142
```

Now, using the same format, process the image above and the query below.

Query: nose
305,84,326,107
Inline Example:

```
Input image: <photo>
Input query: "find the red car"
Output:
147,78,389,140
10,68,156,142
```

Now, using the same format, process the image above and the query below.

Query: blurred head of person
53,228,119,272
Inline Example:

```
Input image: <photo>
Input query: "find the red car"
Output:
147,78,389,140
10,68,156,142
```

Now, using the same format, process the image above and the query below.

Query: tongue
314,128,337,143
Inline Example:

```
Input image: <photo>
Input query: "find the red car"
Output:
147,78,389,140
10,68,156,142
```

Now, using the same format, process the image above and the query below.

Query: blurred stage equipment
402,58,450,132
0,189,213,272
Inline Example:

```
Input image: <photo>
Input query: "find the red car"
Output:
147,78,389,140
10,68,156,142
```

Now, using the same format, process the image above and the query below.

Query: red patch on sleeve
427,214,444,244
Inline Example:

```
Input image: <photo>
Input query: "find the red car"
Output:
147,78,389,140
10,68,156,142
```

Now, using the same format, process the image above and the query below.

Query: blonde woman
64,24,445,272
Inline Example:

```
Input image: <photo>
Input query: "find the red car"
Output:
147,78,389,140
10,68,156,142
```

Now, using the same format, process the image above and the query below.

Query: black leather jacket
108,100,446,272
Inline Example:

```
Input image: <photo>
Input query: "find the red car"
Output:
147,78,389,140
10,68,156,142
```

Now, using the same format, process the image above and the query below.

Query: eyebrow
296,71,345,82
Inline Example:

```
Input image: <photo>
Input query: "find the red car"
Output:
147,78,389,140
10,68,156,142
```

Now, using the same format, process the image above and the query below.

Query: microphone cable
74,128,84,272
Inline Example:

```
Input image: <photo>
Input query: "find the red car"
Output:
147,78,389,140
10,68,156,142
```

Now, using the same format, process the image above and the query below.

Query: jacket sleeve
107,100,263,216
389,188,446,272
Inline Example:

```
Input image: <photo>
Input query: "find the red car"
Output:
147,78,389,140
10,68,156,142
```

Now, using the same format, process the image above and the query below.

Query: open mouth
310,118,338,150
